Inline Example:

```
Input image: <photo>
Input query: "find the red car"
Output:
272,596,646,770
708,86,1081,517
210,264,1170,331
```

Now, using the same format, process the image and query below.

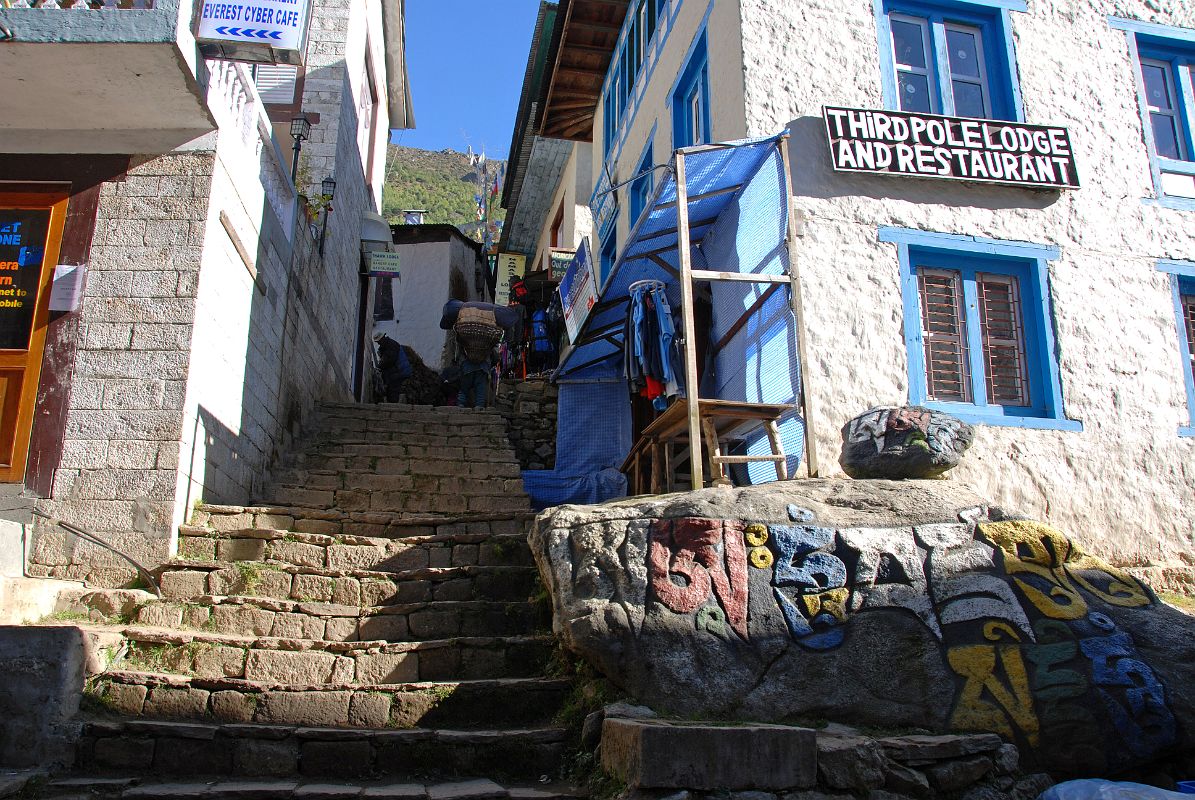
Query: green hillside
381,145,505,242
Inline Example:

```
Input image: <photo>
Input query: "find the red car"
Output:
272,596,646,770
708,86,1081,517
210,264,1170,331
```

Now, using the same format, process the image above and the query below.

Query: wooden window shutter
1183,293,1195,368
918,268,972,402
977,272,1030,406
253,65,300,105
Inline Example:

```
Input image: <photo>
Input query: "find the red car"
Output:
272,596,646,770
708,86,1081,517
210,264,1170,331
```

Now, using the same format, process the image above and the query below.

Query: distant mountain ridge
381,144,505,242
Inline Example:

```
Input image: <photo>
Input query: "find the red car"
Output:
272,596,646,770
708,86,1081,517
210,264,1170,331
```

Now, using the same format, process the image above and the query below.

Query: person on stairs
453,307,503,409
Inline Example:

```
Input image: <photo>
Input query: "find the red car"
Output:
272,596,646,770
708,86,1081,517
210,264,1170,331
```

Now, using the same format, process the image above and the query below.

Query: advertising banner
559,238,597,344
197,0,312,57
823,106,1079,190
494,252,526,307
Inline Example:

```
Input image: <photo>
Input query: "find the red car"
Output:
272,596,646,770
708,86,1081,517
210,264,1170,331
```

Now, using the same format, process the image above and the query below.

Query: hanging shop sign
367,250,401,278
196,0,313,65
822,106,1079,190
559,238,598,344
548,249,575,281
494,252,527,307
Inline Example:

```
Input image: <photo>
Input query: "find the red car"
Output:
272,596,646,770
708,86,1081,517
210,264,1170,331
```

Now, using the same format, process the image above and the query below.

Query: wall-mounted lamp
318,176,336,257
289,115,312,183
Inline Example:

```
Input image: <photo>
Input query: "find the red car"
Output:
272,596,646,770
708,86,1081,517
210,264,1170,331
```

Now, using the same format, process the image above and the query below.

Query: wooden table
621,399,796,494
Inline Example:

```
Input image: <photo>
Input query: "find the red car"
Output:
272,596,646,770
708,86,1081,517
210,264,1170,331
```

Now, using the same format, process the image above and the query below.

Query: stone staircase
34,403,578,799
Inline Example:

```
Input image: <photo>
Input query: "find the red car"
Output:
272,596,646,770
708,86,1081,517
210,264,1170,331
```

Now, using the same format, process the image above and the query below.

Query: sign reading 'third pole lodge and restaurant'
823,106,1079,190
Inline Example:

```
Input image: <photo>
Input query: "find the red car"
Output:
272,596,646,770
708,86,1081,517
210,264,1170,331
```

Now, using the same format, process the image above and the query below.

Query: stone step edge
196,504,537,526
98,669,573,695
266,483,527,501
158,559,535,583
72,622,552,656
319,400,508,414
43,775,582,800
140,593,537,620
179,526,530,550
81,717,569,744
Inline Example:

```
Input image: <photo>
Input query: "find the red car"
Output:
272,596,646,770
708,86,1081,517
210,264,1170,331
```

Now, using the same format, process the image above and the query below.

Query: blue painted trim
1159,157,1195,177
875,0,1023,121
671,31,711,149
878,226,1060,260
889,228,1077,426
1181,426,1195,437
1158,263,1195,429
1146,195,1195,212
629,127,656,226
924,403,1084,431
1109,16,1195,44
600,0,690,169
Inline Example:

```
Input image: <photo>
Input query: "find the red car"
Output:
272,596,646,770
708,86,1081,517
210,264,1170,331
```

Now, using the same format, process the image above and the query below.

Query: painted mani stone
840,405,973,479
643,514,1178,771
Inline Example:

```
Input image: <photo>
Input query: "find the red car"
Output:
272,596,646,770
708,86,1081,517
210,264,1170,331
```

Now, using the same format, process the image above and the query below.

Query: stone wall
495,379,558,471
29,151,214,584
735,0,1195,565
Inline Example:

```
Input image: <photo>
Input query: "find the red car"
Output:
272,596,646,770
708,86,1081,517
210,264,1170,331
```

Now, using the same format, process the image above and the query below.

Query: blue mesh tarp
521,379,631,509
544,132,805,502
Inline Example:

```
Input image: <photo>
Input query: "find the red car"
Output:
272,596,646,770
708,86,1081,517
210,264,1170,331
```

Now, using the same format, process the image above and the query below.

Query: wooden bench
621,399,796,494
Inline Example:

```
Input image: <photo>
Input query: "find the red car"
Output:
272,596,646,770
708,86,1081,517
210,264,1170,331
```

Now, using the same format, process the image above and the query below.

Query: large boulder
529,480,1195,777
840,406,973,478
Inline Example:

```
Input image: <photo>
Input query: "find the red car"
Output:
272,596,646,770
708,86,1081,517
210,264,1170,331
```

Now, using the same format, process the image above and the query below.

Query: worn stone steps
103,624,553,684
194,504,536,540
89,671,571,730
269,473,525,498
284,456,523,479
157,561,538,606
263,485,530,516
77,718,568,782
131,596,547,642
177,527,533,573
37,776,580,800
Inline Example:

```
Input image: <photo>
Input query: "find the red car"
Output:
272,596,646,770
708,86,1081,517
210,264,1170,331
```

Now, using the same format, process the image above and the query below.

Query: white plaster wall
591,0,748,253
531,144,596,270
389,240,452,370
735,0,1195,563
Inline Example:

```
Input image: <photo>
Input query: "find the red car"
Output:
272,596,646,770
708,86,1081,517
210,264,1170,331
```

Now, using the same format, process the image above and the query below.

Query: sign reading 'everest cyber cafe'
197,0,312,64
823,106,1079,190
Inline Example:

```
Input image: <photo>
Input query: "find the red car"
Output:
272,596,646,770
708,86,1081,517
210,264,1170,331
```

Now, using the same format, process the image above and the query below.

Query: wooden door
0,192,66,483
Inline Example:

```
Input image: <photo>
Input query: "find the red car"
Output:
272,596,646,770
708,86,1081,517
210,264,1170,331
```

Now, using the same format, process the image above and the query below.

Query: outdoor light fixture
289,115,312,183
319,176,337,257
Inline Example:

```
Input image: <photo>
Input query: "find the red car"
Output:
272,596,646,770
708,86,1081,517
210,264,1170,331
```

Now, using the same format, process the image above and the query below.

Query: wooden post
777,133,821,478
674,152,704,489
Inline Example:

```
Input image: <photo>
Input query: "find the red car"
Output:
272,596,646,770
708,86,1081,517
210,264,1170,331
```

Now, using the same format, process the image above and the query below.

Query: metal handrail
31,510,162,598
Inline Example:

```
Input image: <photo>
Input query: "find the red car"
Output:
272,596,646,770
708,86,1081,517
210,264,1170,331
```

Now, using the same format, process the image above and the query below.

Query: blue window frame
600,228,618,286
875,0,1024,121
1109,18,1195,208
629,139,654,226
1158,260,1195,436
600,0,661,160
672,32,710,149
882,227,1081,431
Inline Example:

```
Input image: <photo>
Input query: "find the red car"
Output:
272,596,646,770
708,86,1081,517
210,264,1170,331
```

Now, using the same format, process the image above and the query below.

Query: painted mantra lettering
643,516,1174,764
822,106,1079,189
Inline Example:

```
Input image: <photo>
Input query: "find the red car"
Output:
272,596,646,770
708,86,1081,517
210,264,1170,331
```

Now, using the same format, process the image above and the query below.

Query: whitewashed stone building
0,0,413,586
508,0,1195,566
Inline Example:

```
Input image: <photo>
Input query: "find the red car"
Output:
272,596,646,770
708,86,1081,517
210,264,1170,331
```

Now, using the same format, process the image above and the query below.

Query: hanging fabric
624,281,683,409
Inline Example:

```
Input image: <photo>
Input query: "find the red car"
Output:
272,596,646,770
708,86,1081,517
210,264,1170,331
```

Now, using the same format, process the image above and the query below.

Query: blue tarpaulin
524,133,805,508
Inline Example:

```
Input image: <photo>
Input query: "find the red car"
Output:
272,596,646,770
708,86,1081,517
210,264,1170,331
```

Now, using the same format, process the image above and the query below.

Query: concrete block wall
735,0,1195,563
29,152,214,586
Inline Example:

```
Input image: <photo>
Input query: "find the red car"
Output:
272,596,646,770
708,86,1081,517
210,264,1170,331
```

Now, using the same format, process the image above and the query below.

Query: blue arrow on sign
212,24,285,42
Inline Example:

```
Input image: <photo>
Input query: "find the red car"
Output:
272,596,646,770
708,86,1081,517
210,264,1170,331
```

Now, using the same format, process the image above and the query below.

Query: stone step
39,775,581,800
89,671,571,730
178,529,533,575
194,506,535,540
294,443,518,462
108,625,553,683
76,718,568,782
131,596,547,642
316,400,509,423
157,561,538,606
270,472,524,498
284,453,523,480
307,429,513,448
262,485,530,516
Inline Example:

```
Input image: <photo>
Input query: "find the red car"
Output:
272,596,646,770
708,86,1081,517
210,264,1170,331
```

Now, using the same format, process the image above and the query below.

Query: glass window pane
1151,111,1183,160
946,28,982,79
952,80,987,118
891,19,927,69
898,71,933,113
1142,62,1173,111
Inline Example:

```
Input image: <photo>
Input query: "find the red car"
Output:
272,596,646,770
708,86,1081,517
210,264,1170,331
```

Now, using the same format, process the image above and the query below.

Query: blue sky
394,0,545,157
